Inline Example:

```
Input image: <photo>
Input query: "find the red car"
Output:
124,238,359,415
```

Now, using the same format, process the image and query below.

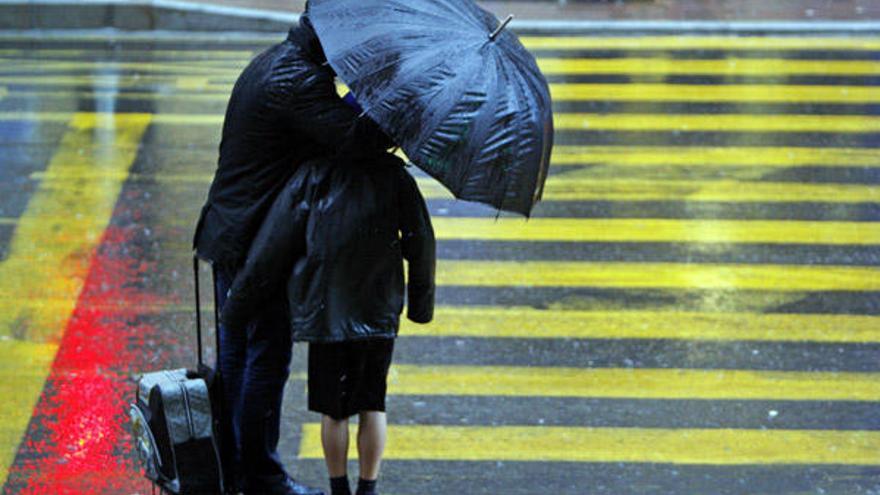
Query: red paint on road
6,223,180,494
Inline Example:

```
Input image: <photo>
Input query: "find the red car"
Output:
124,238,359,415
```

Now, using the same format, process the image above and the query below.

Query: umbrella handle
489,14,514,41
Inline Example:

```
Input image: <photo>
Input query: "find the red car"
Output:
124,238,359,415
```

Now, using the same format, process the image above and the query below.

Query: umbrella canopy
308,0,554,216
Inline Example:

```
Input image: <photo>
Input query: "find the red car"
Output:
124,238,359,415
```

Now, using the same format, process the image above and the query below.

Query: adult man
193,12,389,495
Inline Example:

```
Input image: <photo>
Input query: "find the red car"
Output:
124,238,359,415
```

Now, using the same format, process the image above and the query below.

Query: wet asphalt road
0,32,878,494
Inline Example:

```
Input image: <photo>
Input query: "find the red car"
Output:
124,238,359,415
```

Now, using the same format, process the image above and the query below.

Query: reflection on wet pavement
0,32,878,494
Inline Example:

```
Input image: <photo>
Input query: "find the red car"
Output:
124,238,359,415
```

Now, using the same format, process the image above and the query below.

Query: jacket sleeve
398,168,436,324
266,60,392,157
219,169,311,330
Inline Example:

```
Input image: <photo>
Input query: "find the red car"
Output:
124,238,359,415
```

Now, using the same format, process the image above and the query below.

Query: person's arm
220,169,311,329
266,62,392,156
398,167,436,324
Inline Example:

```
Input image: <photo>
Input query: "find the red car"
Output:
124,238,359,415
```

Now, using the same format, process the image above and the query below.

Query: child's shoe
330,475,351,495
355,478,378,495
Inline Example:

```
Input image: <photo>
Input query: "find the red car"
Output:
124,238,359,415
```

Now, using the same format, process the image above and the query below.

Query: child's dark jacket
219,153,435,342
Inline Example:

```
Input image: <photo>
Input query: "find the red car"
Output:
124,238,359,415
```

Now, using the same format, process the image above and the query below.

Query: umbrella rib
357,39,485,116
341,33,449,90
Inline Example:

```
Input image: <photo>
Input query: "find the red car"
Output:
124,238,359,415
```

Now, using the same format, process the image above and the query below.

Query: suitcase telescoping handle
192,252,221,368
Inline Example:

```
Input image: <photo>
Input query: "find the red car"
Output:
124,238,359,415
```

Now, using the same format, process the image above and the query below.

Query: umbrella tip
488,14,514,41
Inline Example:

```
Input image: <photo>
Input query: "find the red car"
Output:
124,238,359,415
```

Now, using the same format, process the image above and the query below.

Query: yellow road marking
5,77,878,104
0,112,151,486
13,302,874,344
388,364,880,401
125,173,880,204
0,218,15,226
3,89,231,103
0,112,226,126
556,113,880,133
10,57,879,77
0,112,263,128
26,155,880,205
401,307,880,343
431,218,880,244
538,57,880,76
0,340,57,483
550,83,880,103
418,178,880,203
6,110,880,139
551,145,880,167
142,143,880,170
17,135,880,171
0,113,152,340
435,261,880,291
521,36,880,51
17,111,880,135
300,424,880,464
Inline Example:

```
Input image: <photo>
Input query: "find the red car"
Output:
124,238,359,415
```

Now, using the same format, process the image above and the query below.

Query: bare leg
356,411,387,481
321,415,350,478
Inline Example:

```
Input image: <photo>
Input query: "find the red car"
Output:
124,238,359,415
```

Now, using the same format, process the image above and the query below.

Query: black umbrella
308,0,554,216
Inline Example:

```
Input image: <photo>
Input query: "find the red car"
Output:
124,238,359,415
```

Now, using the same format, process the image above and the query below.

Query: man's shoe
245,476,325,495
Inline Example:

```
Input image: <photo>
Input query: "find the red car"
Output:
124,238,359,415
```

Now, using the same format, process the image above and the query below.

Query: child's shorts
308,338,395,420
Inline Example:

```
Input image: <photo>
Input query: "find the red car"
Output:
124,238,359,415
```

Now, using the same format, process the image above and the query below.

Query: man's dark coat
219,154,436,342
193,18,388,270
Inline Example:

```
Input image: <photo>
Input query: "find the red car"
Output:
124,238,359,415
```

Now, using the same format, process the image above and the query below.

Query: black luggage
129,254,226,494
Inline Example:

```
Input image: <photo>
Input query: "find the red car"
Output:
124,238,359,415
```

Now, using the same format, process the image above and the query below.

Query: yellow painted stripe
7,108,880,136
28,302,878,343
388,364,880,401
417,178,880,203
556,113,880,133
0,113,152,338
435,261,880,291
521,36,880,51
431,218,880,244
27,160,880,204
0,112,151,486
0,112,228,125
402,307,880,343
112,143,880,171
5,77,879,104
10,57,880,77
0,341,57,484
551,145,880,167
120,174,880,204
538,57,880,76
9,110,880,139
550,83,880,103
300,424,880,465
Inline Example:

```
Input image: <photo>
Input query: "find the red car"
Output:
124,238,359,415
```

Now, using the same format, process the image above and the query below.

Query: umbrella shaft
489,14,515,41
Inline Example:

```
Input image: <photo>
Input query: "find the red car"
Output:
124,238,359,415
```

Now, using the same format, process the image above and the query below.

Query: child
220,128,435,495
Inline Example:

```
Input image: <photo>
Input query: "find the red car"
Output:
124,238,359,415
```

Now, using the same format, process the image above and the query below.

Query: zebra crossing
0,31,877,494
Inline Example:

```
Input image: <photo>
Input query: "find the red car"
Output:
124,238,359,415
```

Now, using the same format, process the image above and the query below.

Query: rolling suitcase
129,254,226,494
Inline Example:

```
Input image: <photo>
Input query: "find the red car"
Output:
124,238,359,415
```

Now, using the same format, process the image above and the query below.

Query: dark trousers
215,267,293,490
